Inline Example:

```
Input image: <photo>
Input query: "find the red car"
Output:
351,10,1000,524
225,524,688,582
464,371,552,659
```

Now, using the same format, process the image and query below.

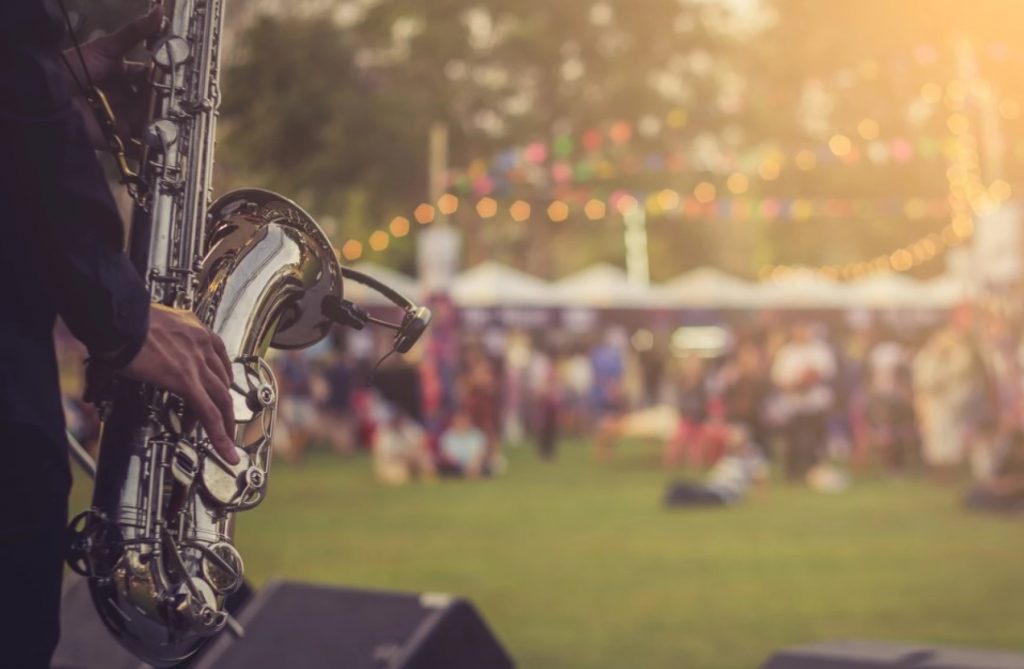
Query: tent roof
918,273,975,308
451,260,553,307
554,263,668,308
757,272,850,308
662,267,758,307
844,272,925,308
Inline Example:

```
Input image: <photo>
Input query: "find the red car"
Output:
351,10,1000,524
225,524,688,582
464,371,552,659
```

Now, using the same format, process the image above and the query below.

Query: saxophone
66,2,347,665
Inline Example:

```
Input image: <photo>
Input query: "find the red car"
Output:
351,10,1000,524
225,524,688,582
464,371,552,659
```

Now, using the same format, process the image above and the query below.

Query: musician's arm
0,0,150,367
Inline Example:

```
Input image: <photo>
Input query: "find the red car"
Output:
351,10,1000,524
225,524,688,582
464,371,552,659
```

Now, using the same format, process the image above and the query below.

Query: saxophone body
67,2,343,665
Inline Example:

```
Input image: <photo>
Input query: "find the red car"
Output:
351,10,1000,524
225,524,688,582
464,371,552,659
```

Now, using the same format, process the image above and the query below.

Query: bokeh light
758,159,781,181
509,200,531,222
615,194,639,215
584,198,606,220
388,215,410,237
989,179,1012,202
368,230,390,251
413,203,435,224
341,239,363,261
656,189,680,211
693,181,716,203
794,149,817,171
547,200,570,222
476,197,498,218
828,134,852,157
856,118,879,140
726,173,749,195
437,193,459,215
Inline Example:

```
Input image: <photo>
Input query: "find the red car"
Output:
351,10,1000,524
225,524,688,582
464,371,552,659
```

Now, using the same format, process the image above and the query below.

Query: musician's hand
122,304,240,465
65,7,163,151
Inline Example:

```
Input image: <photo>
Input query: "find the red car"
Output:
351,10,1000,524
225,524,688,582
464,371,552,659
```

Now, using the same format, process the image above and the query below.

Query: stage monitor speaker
52,572,254,669
760,639,1024,669
52,573,146,669
191,580,515,669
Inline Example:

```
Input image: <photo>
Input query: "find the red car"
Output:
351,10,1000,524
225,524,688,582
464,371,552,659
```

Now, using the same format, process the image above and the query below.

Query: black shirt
0,0,150,448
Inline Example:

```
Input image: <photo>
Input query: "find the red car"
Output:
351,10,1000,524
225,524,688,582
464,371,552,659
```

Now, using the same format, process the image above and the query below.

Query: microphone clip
321,295,369,331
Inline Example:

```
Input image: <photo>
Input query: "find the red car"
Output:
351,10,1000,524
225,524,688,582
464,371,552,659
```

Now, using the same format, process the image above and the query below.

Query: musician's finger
101,7,164,57
186,371,239,465
202,366,237,442
208,332,234,389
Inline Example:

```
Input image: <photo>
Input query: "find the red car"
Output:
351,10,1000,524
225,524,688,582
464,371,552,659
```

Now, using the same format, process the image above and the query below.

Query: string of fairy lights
337,57,1019,281
762,54,1013,280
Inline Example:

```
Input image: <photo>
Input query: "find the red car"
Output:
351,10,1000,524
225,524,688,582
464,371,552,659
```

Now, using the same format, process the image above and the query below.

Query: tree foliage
71,1,1024,278
218,1,741,274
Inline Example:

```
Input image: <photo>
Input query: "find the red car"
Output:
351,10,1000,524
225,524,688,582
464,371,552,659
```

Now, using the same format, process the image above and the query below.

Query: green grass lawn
70,440,1024,669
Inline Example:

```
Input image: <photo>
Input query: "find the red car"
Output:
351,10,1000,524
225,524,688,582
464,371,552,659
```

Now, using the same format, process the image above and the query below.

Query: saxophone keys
152,35,191,70
171,440,199,487
201,542,244,595
198,447,247,507
170,578,224,637
143,118,179,149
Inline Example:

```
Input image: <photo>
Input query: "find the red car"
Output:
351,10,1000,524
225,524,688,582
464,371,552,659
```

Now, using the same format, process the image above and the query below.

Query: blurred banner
974,203,1022,286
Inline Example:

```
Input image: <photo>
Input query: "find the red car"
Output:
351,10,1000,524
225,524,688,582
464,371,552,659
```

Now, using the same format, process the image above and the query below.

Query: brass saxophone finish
66,1,344,665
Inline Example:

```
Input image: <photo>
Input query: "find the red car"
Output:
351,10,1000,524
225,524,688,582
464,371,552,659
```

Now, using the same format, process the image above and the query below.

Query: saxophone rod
67,430,97,480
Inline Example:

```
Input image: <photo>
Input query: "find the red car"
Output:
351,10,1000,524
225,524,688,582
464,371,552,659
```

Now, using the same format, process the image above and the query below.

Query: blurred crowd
56,298,1024,510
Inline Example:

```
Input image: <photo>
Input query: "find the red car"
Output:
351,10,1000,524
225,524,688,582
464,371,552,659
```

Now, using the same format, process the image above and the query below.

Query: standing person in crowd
770,321,838,481
591,328,628,459
562,345,595,435
715,338,771,458
864,331,918,471
842,324,875,469
501,330,532,443
972,308,1023,480
913,306,992,479
321,347,356,454
461,348,501,462
530,346,564,460
663,354,710,468
275,350,318,462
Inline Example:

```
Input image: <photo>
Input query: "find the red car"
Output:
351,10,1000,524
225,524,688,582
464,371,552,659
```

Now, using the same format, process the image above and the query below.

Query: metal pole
67,430,97,480
428,122,449,226
624,207,651,287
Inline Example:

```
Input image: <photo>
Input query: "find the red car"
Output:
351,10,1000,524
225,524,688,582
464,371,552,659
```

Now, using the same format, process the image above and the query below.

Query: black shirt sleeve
0,0,149,366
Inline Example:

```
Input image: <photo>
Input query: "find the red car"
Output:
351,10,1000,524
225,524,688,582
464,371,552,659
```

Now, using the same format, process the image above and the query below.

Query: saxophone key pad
152,35,191,69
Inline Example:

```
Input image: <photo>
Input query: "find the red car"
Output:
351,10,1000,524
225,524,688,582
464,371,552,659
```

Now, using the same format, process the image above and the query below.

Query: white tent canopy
757,272,850,309
661,267,759,308
917,273,975,308
844,272,926,309
554,263,669,309
437,261,961,311
451,260,554,307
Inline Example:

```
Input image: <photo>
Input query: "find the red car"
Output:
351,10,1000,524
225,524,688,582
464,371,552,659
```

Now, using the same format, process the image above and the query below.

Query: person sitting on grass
663,425,768,508
373,406,436,486
964,430,1024,514
438,408,489,478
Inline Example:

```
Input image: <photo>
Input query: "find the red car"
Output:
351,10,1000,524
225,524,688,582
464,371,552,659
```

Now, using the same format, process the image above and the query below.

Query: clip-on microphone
321,267,432,354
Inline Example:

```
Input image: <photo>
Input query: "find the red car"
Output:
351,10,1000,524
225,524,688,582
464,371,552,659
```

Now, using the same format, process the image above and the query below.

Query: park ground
71,440,1024,669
